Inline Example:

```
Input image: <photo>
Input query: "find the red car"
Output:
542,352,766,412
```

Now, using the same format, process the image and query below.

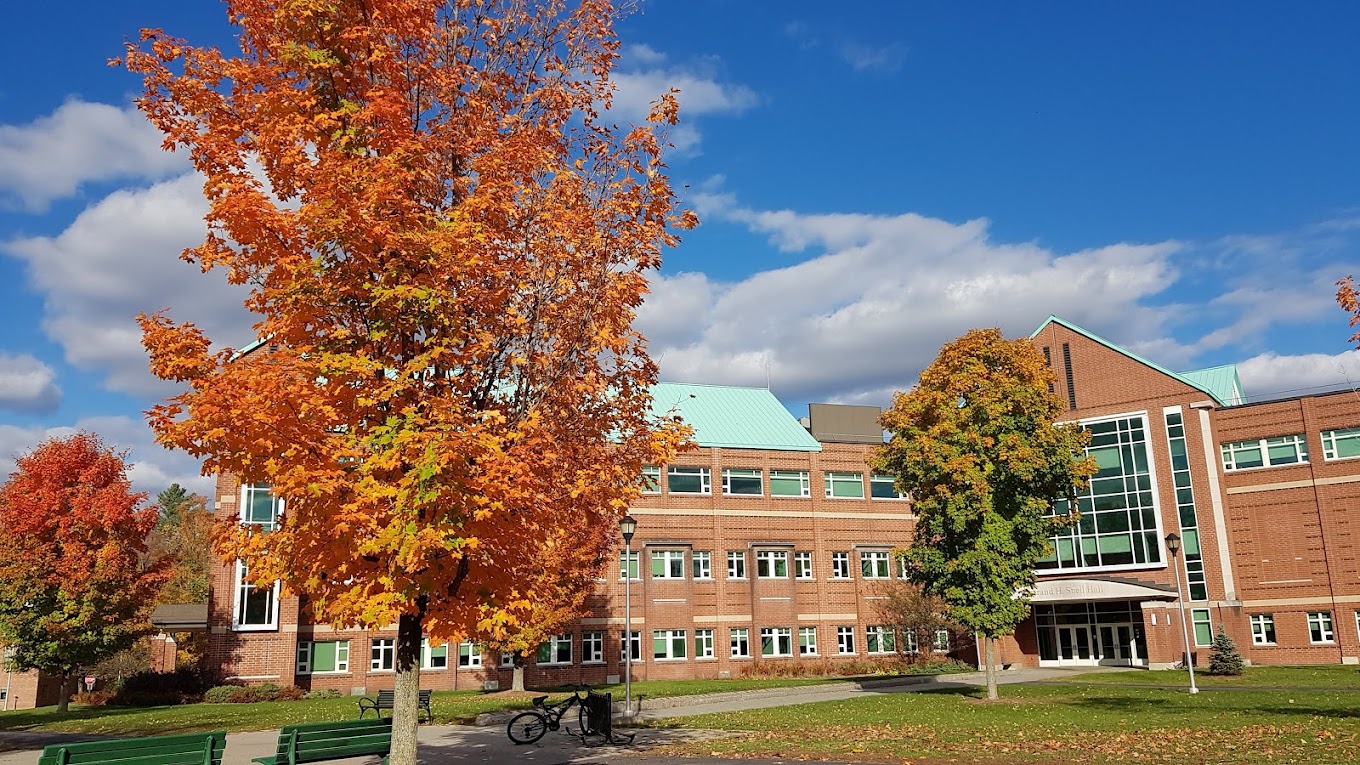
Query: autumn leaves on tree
124,1,690,760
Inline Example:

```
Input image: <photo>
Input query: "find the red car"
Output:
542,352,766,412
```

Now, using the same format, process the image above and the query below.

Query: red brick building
203,316,1360,689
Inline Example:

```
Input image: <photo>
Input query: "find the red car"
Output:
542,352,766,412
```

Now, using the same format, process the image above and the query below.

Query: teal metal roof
651,382,822,452
1180,365,1246,406
1030,316,1234,407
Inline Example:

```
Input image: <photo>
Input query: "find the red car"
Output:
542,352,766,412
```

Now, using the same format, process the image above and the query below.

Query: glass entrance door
1057,625,1095,664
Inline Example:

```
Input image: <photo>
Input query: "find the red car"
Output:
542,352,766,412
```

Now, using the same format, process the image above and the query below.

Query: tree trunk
389,600,426,765
56,671,70,713
512,658,525,692
984,636,998,701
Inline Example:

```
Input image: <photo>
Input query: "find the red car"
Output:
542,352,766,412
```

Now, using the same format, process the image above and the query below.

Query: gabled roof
1029,315,1236,407
1180,365,1246,406
651,382,822,452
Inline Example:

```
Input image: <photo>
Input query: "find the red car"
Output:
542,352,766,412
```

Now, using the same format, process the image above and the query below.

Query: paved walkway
0,667,1112,765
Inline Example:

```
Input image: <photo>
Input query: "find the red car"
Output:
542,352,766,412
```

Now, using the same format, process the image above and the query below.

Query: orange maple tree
1339,276,1360,346
124,1,689,757
0,433,171,713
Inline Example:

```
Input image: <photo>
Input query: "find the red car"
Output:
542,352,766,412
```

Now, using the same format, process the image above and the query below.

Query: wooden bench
251,718,392,765
357,689,432,721
37,730,226,765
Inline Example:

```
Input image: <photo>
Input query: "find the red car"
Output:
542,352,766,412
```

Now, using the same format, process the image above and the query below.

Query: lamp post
1164,533,1199,694
619,514,637,718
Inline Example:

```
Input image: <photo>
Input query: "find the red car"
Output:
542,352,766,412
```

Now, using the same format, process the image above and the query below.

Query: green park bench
37,730,226,765
357,689,432,722
252,717,392,765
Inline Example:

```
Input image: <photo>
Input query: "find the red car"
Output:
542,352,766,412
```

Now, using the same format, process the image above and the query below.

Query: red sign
84,675,95,688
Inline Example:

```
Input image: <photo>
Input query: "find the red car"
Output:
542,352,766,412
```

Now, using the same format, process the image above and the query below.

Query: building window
1322,428,1360,461
1164,409,1208,601
692,551,712,579
770,470,811,497
799,626,818,655
723,468,764,496
901,630,919,654
667,466,712,495
620,631,641,662
1040,415,1163,572
824,471,865,499
370,639,395,671
730,628,751,658
537,634,573,665
866,626,895,654
297,640,349,674
727,551,747,579
933,629,950,652
756,550,788,578
456,642,481,668
422,639,449,670
836,626,856,654
1308,612,1335,644
870,474,905,500
831,552,851,579
1250,615,1276,646
896,556,909,580
1192,609,1212,647
651,550,685,579
695,629,715,659
761,627,793,657
240,483,282,530
640,466,661,494
582,631,603,663
501,651,515,668
653,629,688,660
619,550,639,580
794,551,814,579
1221,435,1309,471
232,561,279,631
860,550,891,579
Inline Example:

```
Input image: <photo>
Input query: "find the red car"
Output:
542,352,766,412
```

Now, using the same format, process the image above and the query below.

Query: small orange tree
1339,276,1359,346
124,1,690,759
0,434,171,712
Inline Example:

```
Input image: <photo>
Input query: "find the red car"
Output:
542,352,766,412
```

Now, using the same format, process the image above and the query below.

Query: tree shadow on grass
1065,695,1360,721
0,704,155,732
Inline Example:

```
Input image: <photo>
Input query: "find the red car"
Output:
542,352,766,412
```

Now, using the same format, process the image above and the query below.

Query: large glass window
241,484,282,529
794,551,814,579
1250,615,1276,645
1039,415,1162,571
537,634,572,665
653,630,687,660
582,631,603,663
723,469,764,496
761,627,793,657
1221,435,1309,471
233,561,278,630
651,550,685,579
860,550,891,578
297,640,349,674
866,626,895,654
692,551,712,580
756,550,788,578
831,552,851,579
1308,612,1335,644
1192,608,1212,646
770,470,811,497
667,466,711,494
727,551,747,579
640,466,661,494
1322,428,1360,461
824,472,865,499
730,628,750,658
1164,410,1208,600
370,639,395,671
870,475,905,499
422,639,449,670
836,626,856,654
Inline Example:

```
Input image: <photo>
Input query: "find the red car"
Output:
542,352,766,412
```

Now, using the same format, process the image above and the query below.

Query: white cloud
0,416,213,498
838,41,908,73
2,173,257,396
610,48,757,152
0,353,61,413
1236,350,1360,401
0,99,187,212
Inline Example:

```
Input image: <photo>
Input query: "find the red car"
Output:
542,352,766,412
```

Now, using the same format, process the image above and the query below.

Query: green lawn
652,677,1360,765
1049,665,1360,690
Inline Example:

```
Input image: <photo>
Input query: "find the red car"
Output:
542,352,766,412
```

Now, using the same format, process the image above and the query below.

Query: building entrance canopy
1028,578,1177,604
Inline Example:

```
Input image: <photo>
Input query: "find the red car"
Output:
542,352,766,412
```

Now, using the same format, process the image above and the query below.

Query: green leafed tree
873,328,1096,700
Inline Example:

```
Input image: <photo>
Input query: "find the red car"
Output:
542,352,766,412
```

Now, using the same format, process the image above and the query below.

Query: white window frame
794,551,814,580
240,483,283,530
651,549,686,579
422,639,449,670
1250,614,1276,646
729,627,751,658
297,639,350,674
722,468,764,496
500,651,515,668
582,631,604,664
860,550,891,579
761,627,793,657
824,471,865,499
1322,428,1360,461
1192,608,1213,647
933,629,950,652
901,629,919,654
831,552,851,579
370,638,395,671
692,550,713,580
232,560,280,631
1221,434,1309,471
1308,612,1335,644
667,465,712,495
836,626,856,655
456,641,481,668
727,550,747,579
621,631,641,662
798,626,818,655
770,470,811,497
640,465,661,494
756,550,789,578
870,474,906,500
653,629,688,661
619,550,640,580
537,634,573,665
866,625,895,654
695,628,715,659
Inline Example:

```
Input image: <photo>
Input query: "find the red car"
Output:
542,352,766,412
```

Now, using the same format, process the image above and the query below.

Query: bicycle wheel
576,701,596,736
507,711,549,745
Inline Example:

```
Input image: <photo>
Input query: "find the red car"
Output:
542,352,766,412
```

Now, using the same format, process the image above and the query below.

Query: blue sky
2,1,1358,493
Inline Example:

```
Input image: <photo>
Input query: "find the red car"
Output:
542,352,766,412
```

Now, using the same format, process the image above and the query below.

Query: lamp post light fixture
1164,532,1199,694
619,514,638,718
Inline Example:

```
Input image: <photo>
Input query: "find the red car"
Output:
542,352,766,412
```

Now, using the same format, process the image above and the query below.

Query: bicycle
506,684,597,745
